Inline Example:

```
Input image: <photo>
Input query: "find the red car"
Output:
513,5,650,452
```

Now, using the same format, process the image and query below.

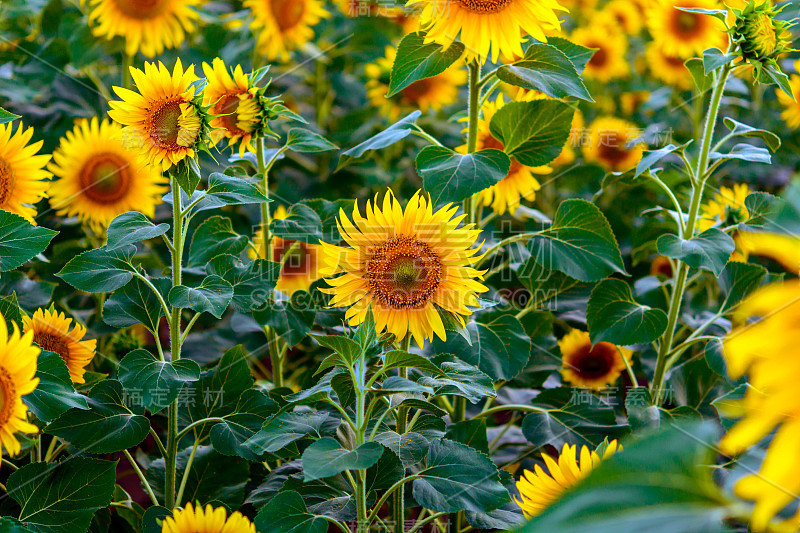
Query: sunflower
0,317,40,459
582,117,645,173
249,205,323,295
244,0,330,62
47,118,167,229
650,255,674,278
406,0,566,63
736,231,800,273
86,0,201,58
108,59,206,172
647,0,729,58
558,329,632,390
698,183,751,231
645,42,693,90
777,61,800,129
320,190,488,347
365,46,466,121
22,308,97,384
0,122,51,224
514,440,621,518
570,25,629,82
603,0,643,34
161,502,256,533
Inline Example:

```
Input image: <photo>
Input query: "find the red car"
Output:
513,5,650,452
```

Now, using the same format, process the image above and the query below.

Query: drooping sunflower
406,0,566,63
777,60,800,129
249,205,323,295
47,118,168,229
514,440,621,518
365,46,467,120
320,190,488,347
558,329,632,390
647,0,729,58
108,60,206,172
244,0,330,62
22,308,97,384
570,25,629,82
161,502,256,533
645,42,693,90
0,317,40,459
86,0,201,58
0,122,51,224
583,117,646,173
698,183,751,231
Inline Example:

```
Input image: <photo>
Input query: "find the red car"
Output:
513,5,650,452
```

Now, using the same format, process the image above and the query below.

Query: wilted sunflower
558,329,632,390
249,205,323,295
366,46,466,120
645,43,693,90
161,502,256,533
108,59,207,172
48,118,167,229
86,0,200,58
406,0,566,63
570,25,629,82
0,122,51,224
776,60,800,129
583,117,645,172
244,0,330,62
0,317,40,459
514,440,621,518
320,190,488,347
698,183,751,231
23,308,97,384
647,0,729,57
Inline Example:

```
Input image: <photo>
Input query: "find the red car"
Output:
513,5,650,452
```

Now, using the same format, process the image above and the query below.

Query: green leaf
206,256,281,312
336,111,421,170
0,293,22,331
743,191,782,228
517,255,582,306
722,118,780,152
374,431,430,467
624,387,661,431
270,203,324,244
529,199,627,282
519,422,728,533
172,157,202,193
542,37,596,73
587,278,668,345
413,439,509,513
388,32,465,97
23,350,89,423
245,411,341,454
45,379,149,453
313,334,363,366
685,58,712,92
187,215,248,267
0,272,55,311
718,261,766,314
657,228,734,276
489,100,575,167
0,106,21,124
416,146,510,207
382,349,445,376
103,276,170,332
301,437,383,481
704,339,727,378
702,48,735,74
285,128,338,153
416,354,496,403
445,419,489,454
117,349,200,414
141,507,171,533
0,518,35,533
757,62,794,97
57,245,136,293
254,490,328,533
635,141,692,178
8,458,117,533
373,376,434,394
168,275,233,318
0,211,58,272
252,293,314,347
105,212,169,251
210,388,279,460
433,312,531,381
498,43,593,101
191,172,269,212
709,143,772,164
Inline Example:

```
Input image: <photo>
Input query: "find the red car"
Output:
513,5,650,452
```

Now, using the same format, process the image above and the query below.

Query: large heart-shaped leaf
168,275,233,319
497,42,592,101
22,350,89,423
417,146,510,206
489,100,575,167
103,276,170,332
117,349,200,414
57,245,136,293
416,354,496,403
105,212,169,251
187,215,248,267
245,411,341,454
388,32,465,97
254,490,329,533
587,278,668,345
656,228,734,276
301,437,383,481
0,211,57,272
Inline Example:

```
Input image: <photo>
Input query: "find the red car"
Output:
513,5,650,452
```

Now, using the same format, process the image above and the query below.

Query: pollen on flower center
365,236,442,309
147,97,185,149
114,0,170,19
79,153,133,204
457,0,514,15
33,333,71,363
0,157,15,206
0,367,18,426
271,0,307,30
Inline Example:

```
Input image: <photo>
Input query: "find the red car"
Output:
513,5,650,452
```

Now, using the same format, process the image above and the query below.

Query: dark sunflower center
457,0,514,14
114,0,169,19
270,0,306,31
0,157,15,207
665,54,686,68
79,153,133,205
587,42,608,67
273,239,312,275
598,134,631,166
573,343,617,379
216,94,246,136
673,11,701,36
366,236,442,309
33,333,71,363
147,98,184,150
400,78,435,103
0,367,16,425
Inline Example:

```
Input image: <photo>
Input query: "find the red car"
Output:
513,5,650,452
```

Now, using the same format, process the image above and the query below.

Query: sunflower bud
732,0,795,67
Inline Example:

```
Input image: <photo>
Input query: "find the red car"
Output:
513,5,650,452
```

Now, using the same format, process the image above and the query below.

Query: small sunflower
108,59,208,172
406,0,566,63
582,117,646,173
514,440,621,518
647,0,729,58
86,0,201,58
650,255,674,278
776,60,800,129
249,205,323,295
558,329,632,390
698,183,751,231
0,122,51,224
570,25,629,82
245,0,330,62
320,190,488,347
161,502,256,533
365,46,466,120
0,317,40,459
23,308,97,384
603,0,643,34
645,42,693,90
48,118,168,229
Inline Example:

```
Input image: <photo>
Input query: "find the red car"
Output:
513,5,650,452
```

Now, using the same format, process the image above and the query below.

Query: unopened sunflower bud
732,0,795,67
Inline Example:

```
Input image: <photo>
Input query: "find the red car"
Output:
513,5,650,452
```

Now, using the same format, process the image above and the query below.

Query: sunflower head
161,502,256,533
731,0,795,67
583,117,646,173
0,316,40,458
698,183,751,231
0,122,51,224
22,308,97,384
558,329,632,390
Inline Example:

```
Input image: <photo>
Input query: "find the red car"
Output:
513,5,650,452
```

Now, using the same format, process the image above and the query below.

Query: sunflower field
1,0,800,532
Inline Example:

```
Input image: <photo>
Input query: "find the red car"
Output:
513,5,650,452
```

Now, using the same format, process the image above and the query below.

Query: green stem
122,53,133,90
123,450,159,507
257,137,271,251
367,475,421,526
175,438,199,506
465,60,481,226
175,417,227,441
471,404,546,419
393,335,411,532
266,327,284,388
